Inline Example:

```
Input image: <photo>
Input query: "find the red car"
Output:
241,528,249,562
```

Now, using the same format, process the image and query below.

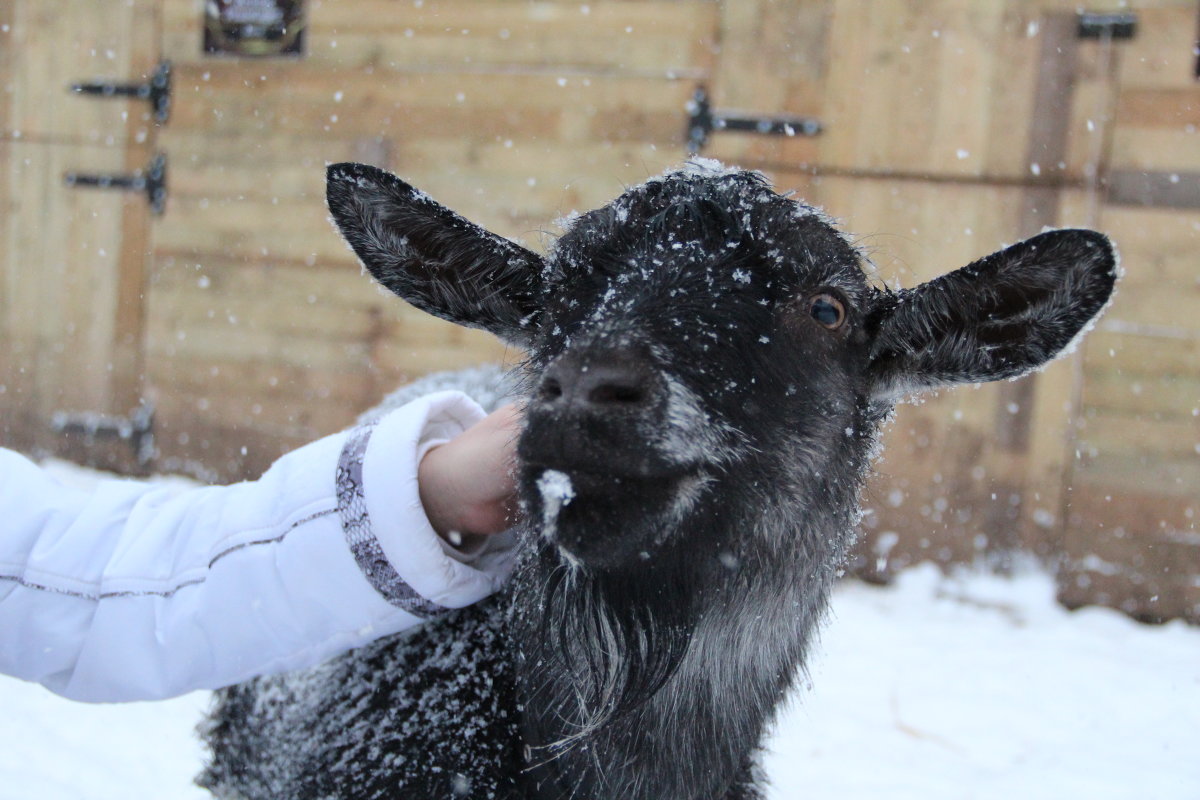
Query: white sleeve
0,390,517,702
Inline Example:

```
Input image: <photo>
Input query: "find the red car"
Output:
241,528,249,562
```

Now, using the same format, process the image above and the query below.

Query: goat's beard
521,467,711,572
509,525,703,798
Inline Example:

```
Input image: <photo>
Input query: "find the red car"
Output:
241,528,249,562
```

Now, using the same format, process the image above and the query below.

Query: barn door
700,0,1117,569
699,1,1198,622
0,0,161,472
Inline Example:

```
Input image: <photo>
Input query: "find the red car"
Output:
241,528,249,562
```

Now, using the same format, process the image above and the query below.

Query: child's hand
418,404,521,546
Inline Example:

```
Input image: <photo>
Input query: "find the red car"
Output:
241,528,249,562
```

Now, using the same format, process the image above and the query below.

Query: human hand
418,404,521,546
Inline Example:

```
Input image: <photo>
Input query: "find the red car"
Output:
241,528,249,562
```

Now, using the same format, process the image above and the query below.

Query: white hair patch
536,469,576,539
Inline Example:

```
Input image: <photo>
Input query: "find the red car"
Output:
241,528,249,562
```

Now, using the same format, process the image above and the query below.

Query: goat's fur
199,161,1117,799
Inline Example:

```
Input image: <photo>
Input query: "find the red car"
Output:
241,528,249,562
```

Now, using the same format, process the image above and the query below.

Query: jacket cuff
338,391,516,613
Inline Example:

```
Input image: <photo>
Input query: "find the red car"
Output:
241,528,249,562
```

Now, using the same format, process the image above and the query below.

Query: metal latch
64,152,168,215
685,86,822,155
70,59,172,124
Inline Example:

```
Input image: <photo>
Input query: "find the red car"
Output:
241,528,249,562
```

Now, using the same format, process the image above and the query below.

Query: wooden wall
0,1,160,470
2,0,1197,622
698,0,1200,624
147,0,718,478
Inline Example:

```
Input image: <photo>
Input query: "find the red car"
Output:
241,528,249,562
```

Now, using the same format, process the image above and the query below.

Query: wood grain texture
2,0,1195,620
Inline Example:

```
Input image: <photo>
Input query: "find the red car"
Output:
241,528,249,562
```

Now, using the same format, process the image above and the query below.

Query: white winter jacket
0,391,517,702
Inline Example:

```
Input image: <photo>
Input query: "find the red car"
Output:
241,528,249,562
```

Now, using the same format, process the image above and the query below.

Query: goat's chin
523,467,709,572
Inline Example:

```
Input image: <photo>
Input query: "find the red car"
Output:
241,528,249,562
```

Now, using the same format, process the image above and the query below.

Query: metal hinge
64,152,168,214
685,86,822,155
70,59,173,124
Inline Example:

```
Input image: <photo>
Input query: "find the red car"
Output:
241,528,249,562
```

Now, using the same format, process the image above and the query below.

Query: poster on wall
204,0,306,57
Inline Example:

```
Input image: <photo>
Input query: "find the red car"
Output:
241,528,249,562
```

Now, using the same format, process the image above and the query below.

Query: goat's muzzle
535,346,657,416
518,345,703,568
521,345,678,479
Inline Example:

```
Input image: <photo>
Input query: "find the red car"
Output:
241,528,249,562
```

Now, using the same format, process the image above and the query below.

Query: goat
198,160,1116,800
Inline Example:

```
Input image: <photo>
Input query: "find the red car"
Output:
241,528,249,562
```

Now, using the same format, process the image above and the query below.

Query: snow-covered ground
763,566,1199,799
2,466,1197,798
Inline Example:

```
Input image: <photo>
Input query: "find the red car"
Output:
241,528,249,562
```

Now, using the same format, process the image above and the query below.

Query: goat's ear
866,229,1117,402
326,162,546,344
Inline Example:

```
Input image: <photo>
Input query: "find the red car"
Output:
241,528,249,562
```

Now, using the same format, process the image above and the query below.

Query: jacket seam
0,507,338,601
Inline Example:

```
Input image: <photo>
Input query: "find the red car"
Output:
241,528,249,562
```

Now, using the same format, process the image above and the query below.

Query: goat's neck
514,492,851,800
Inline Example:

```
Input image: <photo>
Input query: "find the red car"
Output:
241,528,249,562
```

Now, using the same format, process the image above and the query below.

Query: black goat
199,161,1116,799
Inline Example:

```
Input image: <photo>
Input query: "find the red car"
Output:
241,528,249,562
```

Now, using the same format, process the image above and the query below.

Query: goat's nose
538,352,655,411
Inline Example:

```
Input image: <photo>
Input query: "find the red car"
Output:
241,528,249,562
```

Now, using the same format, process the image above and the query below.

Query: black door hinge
685,86,822,155
64,152,168,214
71,59,172,124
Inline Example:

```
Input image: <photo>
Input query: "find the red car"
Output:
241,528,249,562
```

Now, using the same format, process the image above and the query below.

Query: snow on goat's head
327,161,1117,571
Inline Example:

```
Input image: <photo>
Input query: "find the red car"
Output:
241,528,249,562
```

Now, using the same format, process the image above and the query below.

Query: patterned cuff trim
336,424,447,618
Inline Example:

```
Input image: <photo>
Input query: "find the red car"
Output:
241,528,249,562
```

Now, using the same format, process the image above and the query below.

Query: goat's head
327,161,1116,572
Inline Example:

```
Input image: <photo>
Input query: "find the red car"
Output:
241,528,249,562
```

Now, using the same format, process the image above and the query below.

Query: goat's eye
808,293,846,330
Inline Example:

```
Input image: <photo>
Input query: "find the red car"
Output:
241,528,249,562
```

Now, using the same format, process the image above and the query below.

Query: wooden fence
2,0,1197,622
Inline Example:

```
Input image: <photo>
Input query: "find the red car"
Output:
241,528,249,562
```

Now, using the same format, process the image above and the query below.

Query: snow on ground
763,565,1199,800
2,463,1196,798
0,685,209,799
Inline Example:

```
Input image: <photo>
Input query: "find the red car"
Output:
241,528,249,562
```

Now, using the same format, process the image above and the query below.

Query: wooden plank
1020,11,1079,222
144,254,514,483
150,399,324,482
152,195,347,264
1095,205,1200,288
1116,5,1199,90
0,3,13,135
1076,410,1200,461
146,273,514,365
0,141,27,437
151,358,375,430
925,4,1004,179
799,171,1116,569
1107,7,1200,171
145,257,511,384
156,139,680,260
811,175,1026,286
148,302,510,374
109,4,161,414
162,132,670,212
150,255,391,310
711,0,1137,184
1111,126,1200,172
704,0,829,165
1073,450,1200,499
163,0,720,76
1099,282,1200,331
981,1,1043,178
1080,368,1200,420
817,0,1055,181
855,383,1040,576
0,0,159,471
0,141,146,465
1108,169,1200,208
822,0,933,174
4,0,158,142
996,10,1087,529
1059,482,1199,623
1116,88,1200,128
1084,329,1200,377
168,65,696,143
4,143,124,412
